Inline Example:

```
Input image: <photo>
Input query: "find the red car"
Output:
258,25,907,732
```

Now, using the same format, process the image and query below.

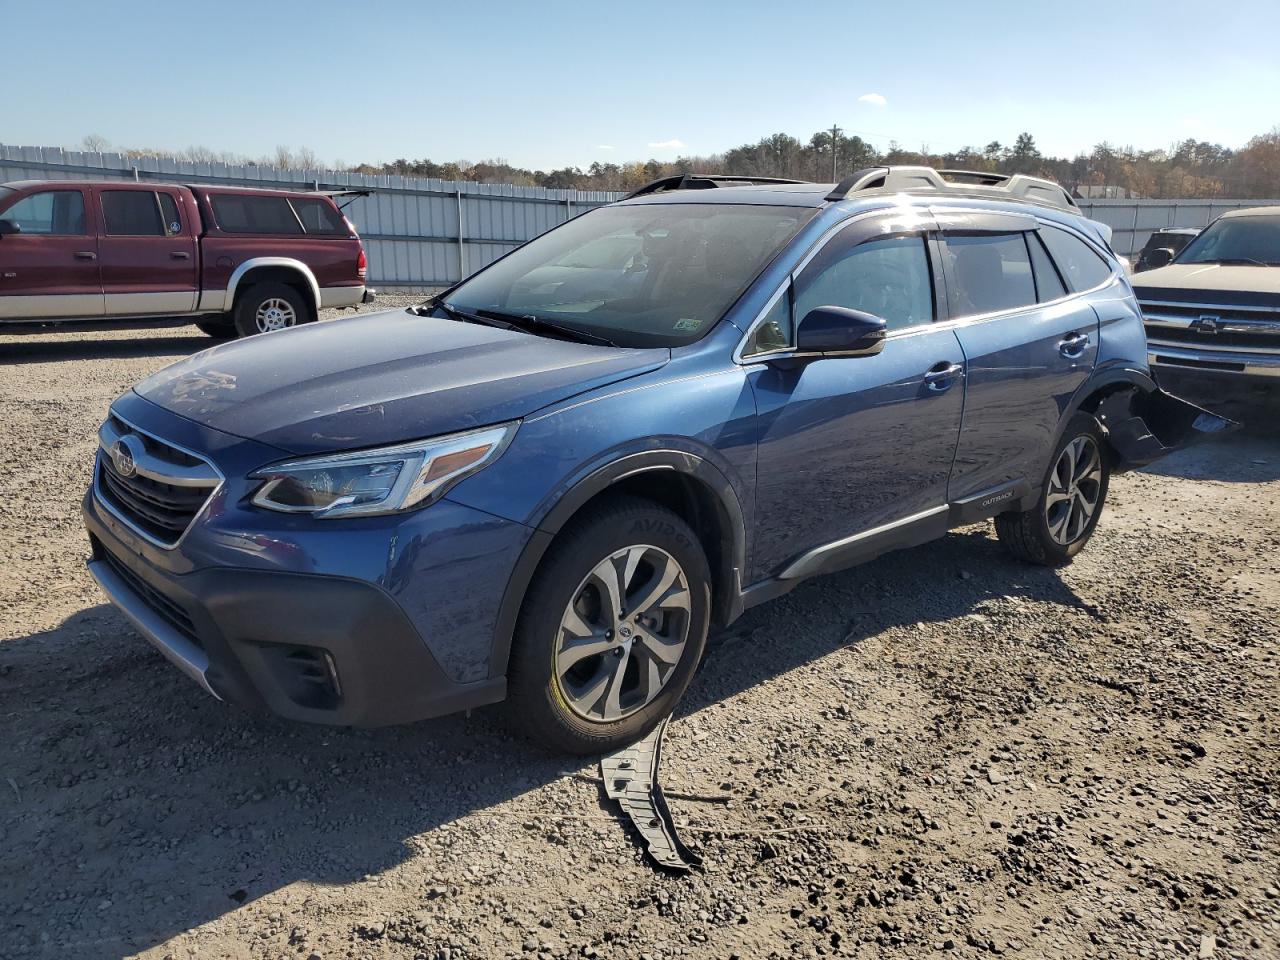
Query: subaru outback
83,167,1227,753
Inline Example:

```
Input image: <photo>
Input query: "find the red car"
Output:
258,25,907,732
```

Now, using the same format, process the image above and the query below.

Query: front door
939,222,1103,501
744,216,966,581
96,186,198,315
0,186,103,320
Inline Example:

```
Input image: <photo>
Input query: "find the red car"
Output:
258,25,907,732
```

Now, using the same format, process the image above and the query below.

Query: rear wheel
996,413,1110,566
233,282,311,337
506,497,711,754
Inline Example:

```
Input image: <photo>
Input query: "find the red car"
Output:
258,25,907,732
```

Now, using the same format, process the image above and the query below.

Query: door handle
924,361,964,392
1058,332,1090,358
74,251,97,261
170,251,191,260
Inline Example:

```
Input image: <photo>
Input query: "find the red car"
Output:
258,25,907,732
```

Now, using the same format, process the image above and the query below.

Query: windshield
1177,215,1280,266
442,203,810,347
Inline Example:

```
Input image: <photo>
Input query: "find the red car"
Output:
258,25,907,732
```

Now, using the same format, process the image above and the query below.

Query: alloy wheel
553,544,691,722
254,298,298,333
1045,435,1103,546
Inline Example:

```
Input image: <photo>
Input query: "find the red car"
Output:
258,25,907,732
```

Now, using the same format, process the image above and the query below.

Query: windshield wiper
1204,257,1270,266
473,308,619,348
415,298,522,331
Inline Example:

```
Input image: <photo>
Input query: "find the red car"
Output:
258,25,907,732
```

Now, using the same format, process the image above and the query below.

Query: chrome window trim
735,210,1122,364
92,411,225,551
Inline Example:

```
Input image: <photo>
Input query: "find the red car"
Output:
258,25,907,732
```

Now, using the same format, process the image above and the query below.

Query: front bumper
80,396,531,726
1148,343,1280,380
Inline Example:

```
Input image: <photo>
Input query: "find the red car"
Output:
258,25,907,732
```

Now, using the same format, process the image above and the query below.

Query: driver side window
794,234,934,333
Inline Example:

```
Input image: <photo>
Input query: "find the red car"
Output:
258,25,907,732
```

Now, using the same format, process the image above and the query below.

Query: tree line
354,127,1280,199
78,127,1280,198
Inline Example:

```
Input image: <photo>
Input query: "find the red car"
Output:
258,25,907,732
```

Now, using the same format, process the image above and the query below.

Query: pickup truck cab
0,179,372,337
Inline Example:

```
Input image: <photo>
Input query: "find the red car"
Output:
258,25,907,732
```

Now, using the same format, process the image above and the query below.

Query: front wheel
506,497,711,754
995,413,1110,566
233,282,311,337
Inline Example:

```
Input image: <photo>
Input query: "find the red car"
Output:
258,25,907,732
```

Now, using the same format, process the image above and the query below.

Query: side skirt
735,478,1030,616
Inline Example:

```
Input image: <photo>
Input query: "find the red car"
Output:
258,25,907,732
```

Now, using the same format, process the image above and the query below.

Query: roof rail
624,173,806,200
826,165,1078,212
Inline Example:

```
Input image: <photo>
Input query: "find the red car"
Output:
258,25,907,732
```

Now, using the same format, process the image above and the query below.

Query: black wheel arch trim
487,448,749,680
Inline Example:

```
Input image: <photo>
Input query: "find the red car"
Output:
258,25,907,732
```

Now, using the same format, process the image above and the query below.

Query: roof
1219,206,1280,219
0,178,344,198
618,166,1081,215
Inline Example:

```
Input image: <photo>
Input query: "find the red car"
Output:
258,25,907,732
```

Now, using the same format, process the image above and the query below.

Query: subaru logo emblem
1194,314,1220,335
111,435,143,478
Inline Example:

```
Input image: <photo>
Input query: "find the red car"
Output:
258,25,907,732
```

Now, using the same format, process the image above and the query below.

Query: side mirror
795,305,887,357
0,219,20,237
1143,246,1174,270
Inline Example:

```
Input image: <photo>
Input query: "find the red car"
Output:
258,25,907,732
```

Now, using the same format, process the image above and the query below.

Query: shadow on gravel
0,529,1084,958
1139,406,1280,484
0,331,214,364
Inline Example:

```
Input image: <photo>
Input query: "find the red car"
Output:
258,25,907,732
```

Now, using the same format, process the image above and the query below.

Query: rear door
96,185,198,315
0,185,103,319
939,213,1101,503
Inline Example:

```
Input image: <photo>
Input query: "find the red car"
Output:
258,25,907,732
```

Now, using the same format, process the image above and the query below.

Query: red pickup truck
0,179,373,337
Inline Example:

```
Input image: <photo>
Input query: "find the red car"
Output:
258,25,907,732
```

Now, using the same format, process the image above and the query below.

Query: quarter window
1039,225,1112,291
102,191,165,236
157,193,183,236
795,234,934,332
743,287,793,355
0,190,86,235
1027,232,1068,301
290,197,347,235
943,233,1036,317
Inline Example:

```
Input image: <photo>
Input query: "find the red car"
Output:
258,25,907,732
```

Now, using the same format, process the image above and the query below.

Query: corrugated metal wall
0,144,623,287
5,144,1279,273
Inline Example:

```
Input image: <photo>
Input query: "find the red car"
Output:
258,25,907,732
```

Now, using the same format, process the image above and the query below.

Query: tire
506,496,712,754
995,412,1110,566
232,282,311,337
195,316,235,339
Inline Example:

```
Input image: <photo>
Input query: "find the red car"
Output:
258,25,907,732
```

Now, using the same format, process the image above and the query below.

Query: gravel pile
0,318,1276,960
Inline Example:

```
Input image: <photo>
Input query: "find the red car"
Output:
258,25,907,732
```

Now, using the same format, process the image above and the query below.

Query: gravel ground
1,307,1278,960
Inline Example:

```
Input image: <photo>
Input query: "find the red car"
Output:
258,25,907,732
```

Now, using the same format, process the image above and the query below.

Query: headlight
250,422,517,518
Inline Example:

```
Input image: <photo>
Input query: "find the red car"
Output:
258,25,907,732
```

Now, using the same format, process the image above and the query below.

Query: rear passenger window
795,235,934,332
943,233,1036,317
1039,226,1112,291
102,191,164,236
211,195,303,235
0,190,86,234
1027,233,1068,301
290,197,347,235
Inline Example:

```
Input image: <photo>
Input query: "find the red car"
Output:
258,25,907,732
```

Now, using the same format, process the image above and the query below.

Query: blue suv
83,167,1225,753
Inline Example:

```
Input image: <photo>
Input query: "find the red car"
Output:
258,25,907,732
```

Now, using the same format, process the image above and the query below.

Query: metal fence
4,144,1278,278
0,144,624,288
1075,198,1280,257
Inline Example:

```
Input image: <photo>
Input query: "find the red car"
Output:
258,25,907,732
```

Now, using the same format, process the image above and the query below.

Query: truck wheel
233,282,311,337
995,413,1110,566
506,497,711,754
195,316,235,339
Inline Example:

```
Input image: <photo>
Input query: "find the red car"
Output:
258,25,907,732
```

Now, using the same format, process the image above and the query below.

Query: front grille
99,544,200,645
1140,298,1280,353
94,415,220,547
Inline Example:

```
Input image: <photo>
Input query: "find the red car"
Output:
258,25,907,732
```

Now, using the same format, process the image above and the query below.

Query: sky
3,0,1279,171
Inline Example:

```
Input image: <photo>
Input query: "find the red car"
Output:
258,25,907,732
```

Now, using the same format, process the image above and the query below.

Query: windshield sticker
673,318,704,332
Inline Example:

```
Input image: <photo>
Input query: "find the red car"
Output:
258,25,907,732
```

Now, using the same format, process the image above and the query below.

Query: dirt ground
1,306,1278,960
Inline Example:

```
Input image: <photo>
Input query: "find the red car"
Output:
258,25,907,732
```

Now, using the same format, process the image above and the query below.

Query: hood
1133,262,1280,299
133,309,669,454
